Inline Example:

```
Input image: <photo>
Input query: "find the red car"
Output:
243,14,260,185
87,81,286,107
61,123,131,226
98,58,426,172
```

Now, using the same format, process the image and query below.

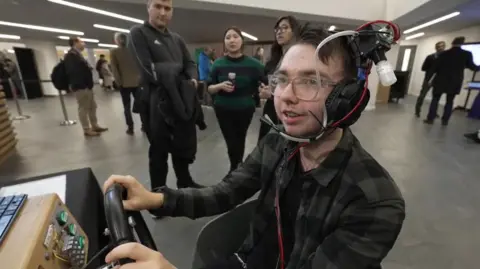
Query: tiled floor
1,88,480,268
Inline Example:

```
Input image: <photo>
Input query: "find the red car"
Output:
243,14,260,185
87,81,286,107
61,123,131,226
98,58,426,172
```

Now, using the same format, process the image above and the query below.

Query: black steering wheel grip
104,183,158,263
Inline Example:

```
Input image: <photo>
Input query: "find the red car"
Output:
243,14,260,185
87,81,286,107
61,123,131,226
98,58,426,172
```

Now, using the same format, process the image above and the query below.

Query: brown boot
84,129,100,136
92,126,108,132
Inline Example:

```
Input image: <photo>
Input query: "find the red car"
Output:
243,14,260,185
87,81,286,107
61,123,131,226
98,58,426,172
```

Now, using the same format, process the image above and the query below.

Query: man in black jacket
424,37,479,125
64,37,108,136
415,41,445,117
129,0,203,190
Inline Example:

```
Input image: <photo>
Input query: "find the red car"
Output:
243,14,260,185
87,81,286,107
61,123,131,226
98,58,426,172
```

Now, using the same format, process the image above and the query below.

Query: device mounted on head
261,20,400,143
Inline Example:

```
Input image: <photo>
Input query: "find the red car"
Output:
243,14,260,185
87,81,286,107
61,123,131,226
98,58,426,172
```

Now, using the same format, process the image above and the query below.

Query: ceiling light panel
241,31,258,41
0,34,21,40
0,20,83,35
99,43,118,48
93,24,129,33
58,36,99,43
328,25,336,31
405,32,425,40
404,12,460,34
48,0,143,24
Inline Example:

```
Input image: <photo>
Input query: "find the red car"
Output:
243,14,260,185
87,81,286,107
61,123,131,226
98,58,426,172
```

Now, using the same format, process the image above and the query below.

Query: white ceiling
1,0,479,46
394,0,480,40
0,0,355,46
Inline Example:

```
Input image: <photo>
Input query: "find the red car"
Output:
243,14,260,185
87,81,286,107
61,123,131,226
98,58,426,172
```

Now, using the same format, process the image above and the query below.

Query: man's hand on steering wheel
106,243,176,269
103,175,164,211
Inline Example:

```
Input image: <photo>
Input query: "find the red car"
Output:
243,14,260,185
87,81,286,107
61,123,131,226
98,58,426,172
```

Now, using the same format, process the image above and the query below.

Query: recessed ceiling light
48,0,143,24
405,32,425,40
0,34,21,40
0,20,83,35
404,12,460,34
93,24,129,33
7,49,14,53
241,31,258,41
58,36,99,43
328,25,336,31
99,43,118,48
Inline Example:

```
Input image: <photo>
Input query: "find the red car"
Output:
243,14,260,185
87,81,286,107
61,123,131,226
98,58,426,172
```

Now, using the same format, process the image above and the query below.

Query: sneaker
93,126,108,132
464,132,480,143
84,129,100,136
423,119,434,125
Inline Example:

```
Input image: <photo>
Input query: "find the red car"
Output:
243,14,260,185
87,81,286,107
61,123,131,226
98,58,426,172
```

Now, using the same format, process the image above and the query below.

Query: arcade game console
0,193,89,269
0,184,157,269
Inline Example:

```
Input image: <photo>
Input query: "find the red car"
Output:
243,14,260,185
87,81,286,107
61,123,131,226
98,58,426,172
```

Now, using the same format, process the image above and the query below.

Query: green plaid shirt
153,128,405,269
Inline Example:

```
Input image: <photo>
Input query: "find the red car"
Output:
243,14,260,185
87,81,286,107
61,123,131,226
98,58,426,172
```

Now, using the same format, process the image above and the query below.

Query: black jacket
432,47,478,95
64,48,94,90
421,53,439,81
129,22,199,161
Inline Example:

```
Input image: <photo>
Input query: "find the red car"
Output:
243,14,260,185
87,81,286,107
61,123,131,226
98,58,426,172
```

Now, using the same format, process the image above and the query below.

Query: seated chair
191,199,258,269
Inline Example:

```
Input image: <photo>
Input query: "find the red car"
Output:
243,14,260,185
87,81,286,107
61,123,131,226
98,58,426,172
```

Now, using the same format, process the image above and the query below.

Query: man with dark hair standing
64,37,108,136
129,0,203,191
424,36,479,125
415,41,445,117
111,32,142,135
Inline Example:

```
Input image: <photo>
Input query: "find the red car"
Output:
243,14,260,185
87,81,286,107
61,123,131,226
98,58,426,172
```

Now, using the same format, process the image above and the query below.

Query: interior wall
401,24,480,107
0,42,26,54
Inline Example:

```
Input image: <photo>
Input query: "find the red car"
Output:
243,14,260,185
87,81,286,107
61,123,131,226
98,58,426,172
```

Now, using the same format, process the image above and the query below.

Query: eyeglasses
268,75,337,101
274,25,290,33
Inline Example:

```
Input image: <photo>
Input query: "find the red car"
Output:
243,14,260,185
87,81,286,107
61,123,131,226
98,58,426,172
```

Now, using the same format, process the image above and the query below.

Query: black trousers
120,87,138,128
427,92,456,122
415,79,431,115
214,106,255,172
148,141,194,190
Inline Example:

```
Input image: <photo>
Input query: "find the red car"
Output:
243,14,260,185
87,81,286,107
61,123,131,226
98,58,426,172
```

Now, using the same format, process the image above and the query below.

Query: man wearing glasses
103,25,404,269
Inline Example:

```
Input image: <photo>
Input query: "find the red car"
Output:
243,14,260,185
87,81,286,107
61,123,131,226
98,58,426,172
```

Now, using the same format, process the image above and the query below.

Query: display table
0,167,109,268
0,85,17,165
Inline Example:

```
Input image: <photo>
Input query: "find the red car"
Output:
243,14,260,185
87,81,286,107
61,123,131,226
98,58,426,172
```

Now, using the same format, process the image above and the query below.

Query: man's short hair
296,23,356,79
452,36,465,45
68,37,79,47
435,41,445,46
114,32,128,47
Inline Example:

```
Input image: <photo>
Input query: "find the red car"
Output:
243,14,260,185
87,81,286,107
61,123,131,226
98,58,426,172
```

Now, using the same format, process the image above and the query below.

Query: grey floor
1,88,480,269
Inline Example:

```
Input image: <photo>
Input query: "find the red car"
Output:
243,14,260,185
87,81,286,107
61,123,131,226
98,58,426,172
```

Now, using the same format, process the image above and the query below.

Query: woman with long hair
258,15,301,142
208,27,266,173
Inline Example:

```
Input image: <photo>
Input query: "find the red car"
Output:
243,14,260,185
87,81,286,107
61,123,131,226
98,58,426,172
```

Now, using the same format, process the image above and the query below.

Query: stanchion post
8,78,30,120
58,90,76,126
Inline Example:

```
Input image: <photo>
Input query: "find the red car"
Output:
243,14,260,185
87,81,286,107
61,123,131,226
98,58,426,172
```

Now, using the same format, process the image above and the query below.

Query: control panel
0,194,89,269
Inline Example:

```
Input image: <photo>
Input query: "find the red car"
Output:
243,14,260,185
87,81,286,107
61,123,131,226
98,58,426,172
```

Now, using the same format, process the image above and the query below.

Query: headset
261,20,401,144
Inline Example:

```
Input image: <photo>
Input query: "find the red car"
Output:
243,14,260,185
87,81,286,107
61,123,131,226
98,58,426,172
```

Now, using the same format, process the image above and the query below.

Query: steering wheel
104,183,158,264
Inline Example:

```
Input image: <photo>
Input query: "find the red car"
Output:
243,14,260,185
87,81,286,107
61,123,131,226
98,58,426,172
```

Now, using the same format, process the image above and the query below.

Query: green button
56,211,68,226
67,224,77,236
77,236,85,249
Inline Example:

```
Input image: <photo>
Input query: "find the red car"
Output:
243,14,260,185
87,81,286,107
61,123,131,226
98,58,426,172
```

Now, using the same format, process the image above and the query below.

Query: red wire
275,193,285,269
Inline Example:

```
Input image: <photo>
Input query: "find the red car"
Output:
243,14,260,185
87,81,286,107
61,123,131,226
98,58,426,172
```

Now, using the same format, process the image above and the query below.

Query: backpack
51,60,69,90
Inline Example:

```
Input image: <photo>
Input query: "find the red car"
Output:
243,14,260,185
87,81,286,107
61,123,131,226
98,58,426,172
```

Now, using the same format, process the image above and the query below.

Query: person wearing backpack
63,37,108,137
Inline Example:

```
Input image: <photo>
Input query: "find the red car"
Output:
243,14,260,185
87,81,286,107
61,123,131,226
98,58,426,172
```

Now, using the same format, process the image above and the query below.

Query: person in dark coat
128,0,204,191
415,41,445,117
424,37,479,125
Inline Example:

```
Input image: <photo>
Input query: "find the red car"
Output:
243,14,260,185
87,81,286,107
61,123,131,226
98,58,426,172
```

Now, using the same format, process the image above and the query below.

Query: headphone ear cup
324,79,370,128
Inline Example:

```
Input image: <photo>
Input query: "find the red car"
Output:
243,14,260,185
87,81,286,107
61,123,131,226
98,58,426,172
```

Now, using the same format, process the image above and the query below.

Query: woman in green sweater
208,26,266,172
